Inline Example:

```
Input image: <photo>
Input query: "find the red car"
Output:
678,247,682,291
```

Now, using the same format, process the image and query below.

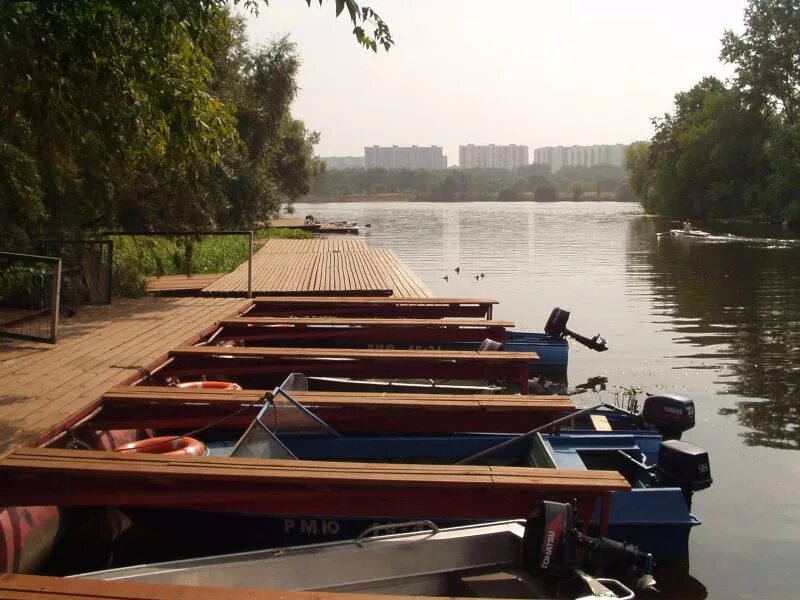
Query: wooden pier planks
0,297,249,457
201,240,431,298
0,448,630,518
145,274,224,294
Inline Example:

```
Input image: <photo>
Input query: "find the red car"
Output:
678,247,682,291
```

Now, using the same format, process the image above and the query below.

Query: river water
296,201,800,600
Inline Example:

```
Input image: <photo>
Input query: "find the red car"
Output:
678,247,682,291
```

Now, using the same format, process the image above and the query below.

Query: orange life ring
114,436,207,456
175,381,242,390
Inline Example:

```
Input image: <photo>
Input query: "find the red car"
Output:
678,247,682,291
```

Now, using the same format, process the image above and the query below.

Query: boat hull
122,486,694,565
116,431,698,564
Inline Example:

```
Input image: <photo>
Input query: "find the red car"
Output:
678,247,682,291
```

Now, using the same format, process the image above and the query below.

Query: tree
0,0,392,250
640,77,770,217
534,182,558,202
570,182,587,201
763,120,800,224
721,0,800,120
625,142,653,208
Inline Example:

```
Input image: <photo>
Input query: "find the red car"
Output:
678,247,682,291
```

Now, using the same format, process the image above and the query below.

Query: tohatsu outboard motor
641,394,696,440
655,439,713,510
544,308,608,352
522,501,656,591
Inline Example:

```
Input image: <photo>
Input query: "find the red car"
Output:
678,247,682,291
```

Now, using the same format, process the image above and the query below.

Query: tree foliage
0,0,391,250
721,0,800,120
627,0,800,223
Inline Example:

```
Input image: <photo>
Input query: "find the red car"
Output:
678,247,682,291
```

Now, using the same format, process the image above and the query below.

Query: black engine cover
543,307,570,338
642,394,695,440
657,439,713,492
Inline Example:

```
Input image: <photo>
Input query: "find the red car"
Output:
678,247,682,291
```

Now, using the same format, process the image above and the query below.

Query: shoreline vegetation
624,0,800,226
301,192,630,203
112,228,313,297
310,164,635,204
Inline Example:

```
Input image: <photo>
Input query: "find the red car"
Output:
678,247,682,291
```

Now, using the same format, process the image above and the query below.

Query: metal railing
0,251,62,344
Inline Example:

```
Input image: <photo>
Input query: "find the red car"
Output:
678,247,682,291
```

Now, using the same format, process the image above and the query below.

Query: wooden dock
0,294,502,458
201,239,430,298
0,297,248,457
145,273,224,295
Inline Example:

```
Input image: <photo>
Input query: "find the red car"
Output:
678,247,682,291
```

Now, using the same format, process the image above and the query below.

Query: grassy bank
113,228,314,297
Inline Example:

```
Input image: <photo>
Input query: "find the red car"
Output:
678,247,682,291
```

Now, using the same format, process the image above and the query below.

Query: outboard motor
544,307,608,352
655,439,713,510
522,501,656,590
641,394,695,440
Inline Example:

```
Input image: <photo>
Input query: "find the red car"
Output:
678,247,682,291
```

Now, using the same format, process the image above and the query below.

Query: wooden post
50,258,61,344
247,231,254,299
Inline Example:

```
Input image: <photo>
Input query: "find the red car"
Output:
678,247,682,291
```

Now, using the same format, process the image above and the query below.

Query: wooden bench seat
164,347,539,394
247,296,499,319
215,317,515,346
0,448,629,520
94,386,574,433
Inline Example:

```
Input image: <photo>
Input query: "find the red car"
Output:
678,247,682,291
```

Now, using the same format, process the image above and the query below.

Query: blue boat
126,379,711,564
212,307,605,376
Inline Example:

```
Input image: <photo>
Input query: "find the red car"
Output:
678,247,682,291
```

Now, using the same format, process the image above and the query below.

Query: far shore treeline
310,164,633,203
625,0,800,225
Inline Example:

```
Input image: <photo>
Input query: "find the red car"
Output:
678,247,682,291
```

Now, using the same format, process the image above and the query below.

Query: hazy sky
244,1,748,164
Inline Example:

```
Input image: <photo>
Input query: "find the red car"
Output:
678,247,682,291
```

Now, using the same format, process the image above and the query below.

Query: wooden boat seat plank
219,317,515,328
252,296,499,305
2,448,629,491
169,347,539,362
103,386,574,411
0,572,468,600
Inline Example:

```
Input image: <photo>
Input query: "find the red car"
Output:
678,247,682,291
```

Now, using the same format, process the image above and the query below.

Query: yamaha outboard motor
641,394,695,440
522,501,656,590
544,307,608,352
655,439,713,510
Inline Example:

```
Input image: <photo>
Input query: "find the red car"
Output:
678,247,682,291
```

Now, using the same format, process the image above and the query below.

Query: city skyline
243,1,746,161
323,141,630,169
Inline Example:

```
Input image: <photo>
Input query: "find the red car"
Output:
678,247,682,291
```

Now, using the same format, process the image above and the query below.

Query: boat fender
114,436,207,456
175,381,242,390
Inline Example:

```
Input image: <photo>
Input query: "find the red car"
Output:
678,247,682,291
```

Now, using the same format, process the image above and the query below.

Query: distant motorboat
670,228,710,238
657,228,712,239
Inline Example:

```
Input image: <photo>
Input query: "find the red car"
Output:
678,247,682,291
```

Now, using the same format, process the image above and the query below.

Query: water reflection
629,217,800,449
296,201,800,598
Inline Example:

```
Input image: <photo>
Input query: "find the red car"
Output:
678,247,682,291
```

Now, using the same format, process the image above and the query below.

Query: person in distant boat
683,219,693,232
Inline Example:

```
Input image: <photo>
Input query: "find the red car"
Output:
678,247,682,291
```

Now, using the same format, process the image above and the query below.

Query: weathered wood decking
145,273,224,294
0,297,248,458
201,239,430,298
